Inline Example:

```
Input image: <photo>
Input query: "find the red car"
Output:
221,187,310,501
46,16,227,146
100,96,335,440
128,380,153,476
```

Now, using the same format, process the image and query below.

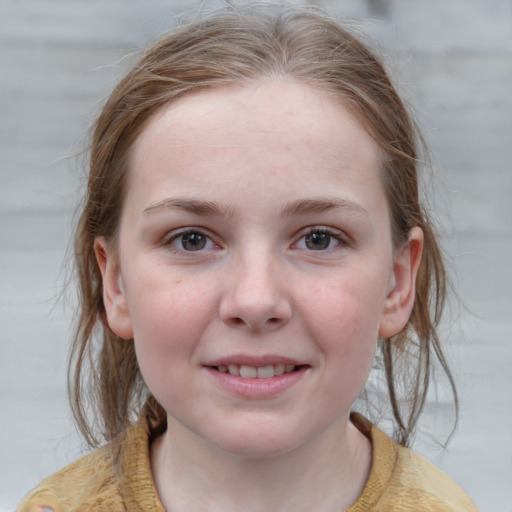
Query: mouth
209,364,308,379
204,359,309,397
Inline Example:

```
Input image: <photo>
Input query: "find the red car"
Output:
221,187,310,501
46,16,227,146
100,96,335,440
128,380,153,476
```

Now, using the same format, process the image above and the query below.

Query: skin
96,81,423,512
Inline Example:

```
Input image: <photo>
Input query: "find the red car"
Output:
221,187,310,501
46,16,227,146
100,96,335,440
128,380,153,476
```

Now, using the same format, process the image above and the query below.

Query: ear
94,237,134,340
378,227,424,338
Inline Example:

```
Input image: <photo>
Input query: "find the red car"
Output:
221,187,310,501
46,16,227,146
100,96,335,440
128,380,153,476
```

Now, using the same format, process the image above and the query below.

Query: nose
219,252,292,332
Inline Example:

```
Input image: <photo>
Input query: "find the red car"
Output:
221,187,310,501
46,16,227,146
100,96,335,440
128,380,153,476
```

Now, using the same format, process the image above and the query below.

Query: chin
204,421,310,460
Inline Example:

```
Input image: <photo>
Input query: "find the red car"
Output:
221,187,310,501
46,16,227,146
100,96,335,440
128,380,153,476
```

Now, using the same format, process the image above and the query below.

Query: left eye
170,231,215,251
296,230,342,251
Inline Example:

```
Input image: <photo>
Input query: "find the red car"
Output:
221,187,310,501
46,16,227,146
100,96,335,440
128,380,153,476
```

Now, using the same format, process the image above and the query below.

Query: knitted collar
117,413,394,511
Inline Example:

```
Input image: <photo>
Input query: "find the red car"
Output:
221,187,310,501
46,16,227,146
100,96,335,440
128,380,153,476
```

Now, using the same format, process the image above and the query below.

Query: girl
17,5,478,511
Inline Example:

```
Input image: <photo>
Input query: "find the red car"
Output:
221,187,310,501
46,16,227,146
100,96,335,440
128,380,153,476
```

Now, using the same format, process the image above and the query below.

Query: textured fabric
346,415,479,512
16,414,478,512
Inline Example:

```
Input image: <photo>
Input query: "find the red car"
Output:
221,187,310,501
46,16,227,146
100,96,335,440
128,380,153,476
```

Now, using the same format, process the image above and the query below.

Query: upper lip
203,354,307,367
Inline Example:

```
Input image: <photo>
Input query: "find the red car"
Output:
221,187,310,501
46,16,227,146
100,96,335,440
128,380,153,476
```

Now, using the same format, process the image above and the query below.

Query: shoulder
349,414,479,512
15,433,126,512
16,418,163,512
387,442,479,511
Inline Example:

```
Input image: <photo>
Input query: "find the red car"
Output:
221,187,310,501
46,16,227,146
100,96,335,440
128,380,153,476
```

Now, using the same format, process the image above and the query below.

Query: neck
150,415,371,512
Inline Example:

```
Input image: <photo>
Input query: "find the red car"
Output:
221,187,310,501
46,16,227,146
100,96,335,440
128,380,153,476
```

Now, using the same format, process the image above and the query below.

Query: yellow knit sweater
16,414,478,512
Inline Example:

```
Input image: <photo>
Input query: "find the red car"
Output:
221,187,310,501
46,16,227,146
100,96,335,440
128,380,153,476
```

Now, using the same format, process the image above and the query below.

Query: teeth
216,364,298,379
240,365,257,378
257,365,274,379
274,364,285,376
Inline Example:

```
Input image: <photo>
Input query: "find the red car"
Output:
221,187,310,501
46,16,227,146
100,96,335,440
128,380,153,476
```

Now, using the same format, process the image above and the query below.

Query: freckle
175,280,182,285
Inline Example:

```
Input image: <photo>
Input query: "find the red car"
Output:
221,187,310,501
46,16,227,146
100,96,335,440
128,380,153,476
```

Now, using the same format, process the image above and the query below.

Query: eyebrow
143,197,368,218
281,198,368,217
143,198,234,217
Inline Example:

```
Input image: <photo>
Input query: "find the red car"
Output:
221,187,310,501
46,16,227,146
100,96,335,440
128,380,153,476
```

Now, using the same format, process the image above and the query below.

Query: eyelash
162,226,349,253
294,227,348,252
164,228,218,253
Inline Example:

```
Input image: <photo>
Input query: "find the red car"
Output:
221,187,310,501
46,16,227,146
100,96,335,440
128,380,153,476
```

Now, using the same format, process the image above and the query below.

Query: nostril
226,316,282,329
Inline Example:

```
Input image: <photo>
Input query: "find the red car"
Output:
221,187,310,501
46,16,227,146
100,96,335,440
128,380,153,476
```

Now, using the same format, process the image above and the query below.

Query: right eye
168,230,216,252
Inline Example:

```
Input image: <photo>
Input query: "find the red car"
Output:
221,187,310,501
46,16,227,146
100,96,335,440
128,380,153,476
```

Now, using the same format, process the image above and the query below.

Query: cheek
302,273,385,337
299,272,385,372
127,275,218,368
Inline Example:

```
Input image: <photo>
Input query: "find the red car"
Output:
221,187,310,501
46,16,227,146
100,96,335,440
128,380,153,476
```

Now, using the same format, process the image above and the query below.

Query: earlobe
94,237,134,340
378,227,424,338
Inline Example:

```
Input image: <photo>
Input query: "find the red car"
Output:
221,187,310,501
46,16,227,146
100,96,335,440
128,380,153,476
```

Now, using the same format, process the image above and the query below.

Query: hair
70,4,457,448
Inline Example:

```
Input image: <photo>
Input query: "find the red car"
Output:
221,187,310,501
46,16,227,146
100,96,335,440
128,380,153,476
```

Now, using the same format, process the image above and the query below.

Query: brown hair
70,5,457,447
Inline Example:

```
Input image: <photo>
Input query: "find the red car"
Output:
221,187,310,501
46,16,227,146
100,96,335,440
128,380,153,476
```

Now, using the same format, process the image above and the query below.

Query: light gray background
1,1,511,511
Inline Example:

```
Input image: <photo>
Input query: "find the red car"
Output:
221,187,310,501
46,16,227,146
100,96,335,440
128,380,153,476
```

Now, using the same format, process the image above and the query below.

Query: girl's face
97,82,421,458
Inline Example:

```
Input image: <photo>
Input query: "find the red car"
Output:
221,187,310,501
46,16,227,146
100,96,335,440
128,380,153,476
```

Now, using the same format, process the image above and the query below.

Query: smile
205,363,309,398
213,364,300,379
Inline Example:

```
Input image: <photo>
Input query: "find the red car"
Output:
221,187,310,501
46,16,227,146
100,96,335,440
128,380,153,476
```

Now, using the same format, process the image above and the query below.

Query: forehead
127,81,383,208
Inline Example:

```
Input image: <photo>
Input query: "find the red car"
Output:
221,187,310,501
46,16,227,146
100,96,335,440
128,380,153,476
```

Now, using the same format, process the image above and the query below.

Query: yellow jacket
16,414,478,512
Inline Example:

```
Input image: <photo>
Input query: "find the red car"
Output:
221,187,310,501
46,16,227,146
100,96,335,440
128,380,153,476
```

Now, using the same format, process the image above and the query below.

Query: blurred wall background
1,1,511,510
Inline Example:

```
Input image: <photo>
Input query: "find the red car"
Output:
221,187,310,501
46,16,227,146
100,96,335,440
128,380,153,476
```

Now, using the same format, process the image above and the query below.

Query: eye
168,230,216,252
295,228,344,251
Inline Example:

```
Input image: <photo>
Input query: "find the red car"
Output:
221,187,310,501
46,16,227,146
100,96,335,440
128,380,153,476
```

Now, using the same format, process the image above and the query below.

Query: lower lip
204,366,309,399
